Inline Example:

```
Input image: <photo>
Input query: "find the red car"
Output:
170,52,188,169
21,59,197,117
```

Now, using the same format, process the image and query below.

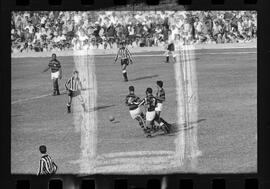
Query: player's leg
52,78,57,95
55,78,60,95
172,51,177,63
121,61,128,82
164,50,169,63
130,107,145,129
67,91,73,113
145,111,156,137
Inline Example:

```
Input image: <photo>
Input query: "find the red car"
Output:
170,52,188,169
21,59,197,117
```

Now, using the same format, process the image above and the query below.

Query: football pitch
11,48,257,174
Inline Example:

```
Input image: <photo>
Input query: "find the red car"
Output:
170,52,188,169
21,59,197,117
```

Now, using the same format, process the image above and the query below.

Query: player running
164,30,176,63
125,86,146,132
114,41,133,82
65,70,86,113
42,53,62,95
139,88,169,137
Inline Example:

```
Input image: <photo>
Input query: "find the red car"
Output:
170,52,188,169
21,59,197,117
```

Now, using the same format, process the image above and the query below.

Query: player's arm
126,48,133,64
52,161,58,173
58,61,62,79
65,78,71,91
78,79,85,91
42,65,50,73
37,159,43,175
138,98,146,107
114,49,120,63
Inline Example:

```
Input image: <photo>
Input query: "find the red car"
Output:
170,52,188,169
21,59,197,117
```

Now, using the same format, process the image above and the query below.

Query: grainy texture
11,48,256,174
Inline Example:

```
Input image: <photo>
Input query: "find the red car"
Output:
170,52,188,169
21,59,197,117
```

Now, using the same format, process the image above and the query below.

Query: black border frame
1,0,269,188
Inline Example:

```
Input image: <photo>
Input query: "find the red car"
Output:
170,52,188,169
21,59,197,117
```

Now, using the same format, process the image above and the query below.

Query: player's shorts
68,90,81,97
121,59,129,66
155,103,163,112
51,71,60,80
129,107,142,119
146,111,156,121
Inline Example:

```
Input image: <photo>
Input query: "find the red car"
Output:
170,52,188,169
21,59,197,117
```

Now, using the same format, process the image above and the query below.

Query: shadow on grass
129,74,159,82
151,118,206,137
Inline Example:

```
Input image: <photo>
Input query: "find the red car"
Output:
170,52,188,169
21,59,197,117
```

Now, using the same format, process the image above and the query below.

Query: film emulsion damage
6,0,263,188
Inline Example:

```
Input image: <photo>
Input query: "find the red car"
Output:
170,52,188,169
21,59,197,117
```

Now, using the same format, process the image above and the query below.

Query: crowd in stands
11,11,257,53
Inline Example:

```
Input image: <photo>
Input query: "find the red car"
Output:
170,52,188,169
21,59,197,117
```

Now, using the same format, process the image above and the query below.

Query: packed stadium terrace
11,11,257,53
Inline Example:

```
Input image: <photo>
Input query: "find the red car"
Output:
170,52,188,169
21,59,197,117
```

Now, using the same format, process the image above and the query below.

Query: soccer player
164,30,176,63
65,70,86,113
114,41,133,82
139,88,169,137
155,80,171,133
125,86,146,131
37,145,57,175
43,53,62,95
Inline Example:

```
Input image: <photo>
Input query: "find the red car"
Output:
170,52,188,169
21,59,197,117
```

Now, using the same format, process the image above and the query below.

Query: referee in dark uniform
43,53,62,95
37,145,57,175
114,41,133,82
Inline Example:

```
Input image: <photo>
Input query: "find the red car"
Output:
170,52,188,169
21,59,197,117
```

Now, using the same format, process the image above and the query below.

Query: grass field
11,48,257,174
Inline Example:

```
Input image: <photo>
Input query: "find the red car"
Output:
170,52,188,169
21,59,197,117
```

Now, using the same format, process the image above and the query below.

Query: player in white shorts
125,86,146,130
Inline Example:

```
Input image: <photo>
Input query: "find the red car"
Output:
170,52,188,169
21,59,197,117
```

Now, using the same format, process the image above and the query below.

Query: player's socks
123,72,128,81
166,56,169,63
67,104,71,113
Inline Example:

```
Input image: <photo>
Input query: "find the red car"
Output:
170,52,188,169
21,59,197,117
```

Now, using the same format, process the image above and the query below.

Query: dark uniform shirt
48,59,61,73
156,88,165,103
125,93,141,110
140,94,157,112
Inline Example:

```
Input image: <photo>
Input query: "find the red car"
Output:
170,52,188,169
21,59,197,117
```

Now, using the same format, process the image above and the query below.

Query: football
109,116,115,122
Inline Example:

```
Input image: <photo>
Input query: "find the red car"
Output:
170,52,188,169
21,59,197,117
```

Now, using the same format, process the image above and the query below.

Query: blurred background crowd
11,11,257,53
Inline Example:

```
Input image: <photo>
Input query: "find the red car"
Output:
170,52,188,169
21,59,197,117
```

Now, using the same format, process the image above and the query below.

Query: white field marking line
11,90,66,105
12,50,256,105
95,51,256,57
98,150,175,158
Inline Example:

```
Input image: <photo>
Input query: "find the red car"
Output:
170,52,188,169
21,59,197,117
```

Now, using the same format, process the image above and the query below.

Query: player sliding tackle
114,41,133,82
139,88,170,138
65,70,87,113
125,86,146,132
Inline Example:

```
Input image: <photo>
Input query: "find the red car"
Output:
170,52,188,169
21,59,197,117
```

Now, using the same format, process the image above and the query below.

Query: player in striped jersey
37,145,57,175
125,86,146,131
43,53,62,96
65,70,86,113
114,41,133,82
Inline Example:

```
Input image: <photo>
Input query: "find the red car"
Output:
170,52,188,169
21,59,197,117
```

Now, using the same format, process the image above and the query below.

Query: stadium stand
11,11,257,53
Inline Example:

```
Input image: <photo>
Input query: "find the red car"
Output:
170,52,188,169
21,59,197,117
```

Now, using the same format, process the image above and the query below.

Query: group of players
43,39,176,137
125,81,172,137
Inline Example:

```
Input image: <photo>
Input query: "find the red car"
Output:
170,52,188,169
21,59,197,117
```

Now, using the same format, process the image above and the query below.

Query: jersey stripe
65,76,81,91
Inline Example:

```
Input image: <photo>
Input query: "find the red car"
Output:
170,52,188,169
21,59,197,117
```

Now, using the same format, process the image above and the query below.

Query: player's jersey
156,88,165,103
115,47,132,61
125,93,141,110
140,94,157,112
37,154,57,175
65,76,82,92
48,59,61,73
